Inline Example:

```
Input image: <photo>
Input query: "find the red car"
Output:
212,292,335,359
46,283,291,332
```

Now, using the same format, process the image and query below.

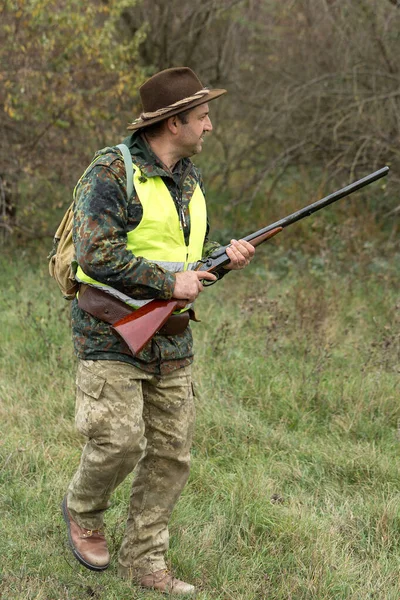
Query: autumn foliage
1,0,399,244
1,0,145,237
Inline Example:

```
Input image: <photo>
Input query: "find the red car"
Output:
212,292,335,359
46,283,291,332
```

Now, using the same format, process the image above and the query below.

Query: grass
1,242,400,599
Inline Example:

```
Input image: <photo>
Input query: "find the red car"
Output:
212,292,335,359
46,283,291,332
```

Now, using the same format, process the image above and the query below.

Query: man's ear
167,115,179,134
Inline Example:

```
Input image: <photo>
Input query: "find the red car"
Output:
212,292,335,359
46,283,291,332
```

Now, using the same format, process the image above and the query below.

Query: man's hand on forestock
173,270,217,308
224,239,255,270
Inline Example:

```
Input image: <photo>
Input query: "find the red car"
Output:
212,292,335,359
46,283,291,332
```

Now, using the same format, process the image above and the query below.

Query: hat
127,67,227,131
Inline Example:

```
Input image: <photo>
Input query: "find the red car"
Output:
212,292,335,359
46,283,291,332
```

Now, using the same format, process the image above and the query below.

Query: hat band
129,88,209,127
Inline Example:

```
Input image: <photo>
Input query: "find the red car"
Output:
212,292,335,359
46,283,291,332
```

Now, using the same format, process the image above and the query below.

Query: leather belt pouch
78,284,133,325
158,312,190,335
78,284,190,335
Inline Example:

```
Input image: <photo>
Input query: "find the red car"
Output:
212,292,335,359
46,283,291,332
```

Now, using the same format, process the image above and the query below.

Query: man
62,67,254,595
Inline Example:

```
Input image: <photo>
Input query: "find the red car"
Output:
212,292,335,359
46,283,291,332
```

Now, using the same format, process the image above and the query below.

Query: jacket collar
122,132,193,183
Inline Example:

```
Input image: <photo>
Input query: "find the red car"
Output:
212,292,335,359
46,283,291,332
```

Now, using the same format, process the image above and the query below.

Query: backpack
48,144,134,300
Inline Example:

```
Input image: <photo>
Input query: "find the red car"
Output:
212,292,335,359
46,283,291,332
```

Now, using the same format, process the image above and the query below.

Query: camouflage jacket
71,132,220,375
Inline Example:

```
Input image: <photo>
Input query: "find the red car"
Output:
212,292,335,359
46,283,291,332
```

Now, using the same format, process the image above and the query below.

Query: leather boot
61,496,110,571
140,569,196,595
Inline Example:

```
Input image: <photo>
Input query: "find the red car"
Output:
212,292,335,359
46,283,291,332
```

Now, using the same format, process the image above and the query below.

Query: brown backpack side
48,201,78,300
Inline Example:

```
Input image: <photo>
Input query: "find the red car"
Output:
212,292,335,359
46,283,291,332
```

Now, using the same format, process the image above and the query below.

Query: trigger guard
203,275,219,287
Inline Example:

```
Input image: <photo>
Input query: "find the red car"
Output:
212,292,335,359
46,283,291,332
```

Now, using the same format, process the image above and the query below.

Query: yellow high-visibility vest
76,163,207,309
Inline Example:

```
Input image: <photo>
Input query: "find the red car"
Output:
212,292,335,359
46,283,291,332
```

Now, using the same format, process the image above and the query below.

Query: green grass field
1,244,399,600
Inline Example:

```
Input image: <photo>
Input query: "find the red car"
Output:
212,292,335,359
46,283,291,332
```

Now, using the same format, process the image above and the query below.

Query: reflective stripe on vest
75,163,207,310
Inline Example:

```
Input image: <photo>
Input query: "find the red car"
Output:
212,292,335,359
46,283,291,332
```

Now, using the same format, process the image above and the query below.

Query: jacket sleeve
73,161,176,300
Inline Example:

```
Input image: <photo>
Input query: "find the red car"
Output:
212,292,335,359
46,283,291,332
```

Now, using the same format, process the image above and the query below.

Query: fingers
225,239,255,270
173,270,217,302
195,270,218,282
175,299,188,309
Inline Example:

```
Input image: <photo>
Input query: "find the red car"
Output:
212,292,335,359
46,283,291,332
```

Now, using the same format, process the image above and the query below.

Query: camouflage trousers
66,359,195,578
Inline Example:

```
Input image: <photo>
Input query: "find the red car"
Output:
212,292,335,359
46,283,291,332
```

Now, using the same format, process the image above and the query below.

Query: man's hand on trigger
173,270,217,307
224,239,255,270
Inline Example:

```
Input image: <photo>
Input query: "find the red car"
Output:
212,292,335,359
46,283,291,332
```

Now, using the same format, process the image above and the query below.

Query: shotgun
112,166,389,355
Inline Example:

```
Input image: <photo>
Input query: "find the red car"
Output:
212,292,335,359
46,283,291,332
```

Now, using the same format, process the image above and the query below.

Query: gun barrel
244,166,389,243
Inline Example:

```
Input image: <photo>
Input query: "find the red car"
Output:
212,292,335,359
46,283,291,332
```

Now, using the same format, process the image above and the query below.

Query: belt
77,284,191,337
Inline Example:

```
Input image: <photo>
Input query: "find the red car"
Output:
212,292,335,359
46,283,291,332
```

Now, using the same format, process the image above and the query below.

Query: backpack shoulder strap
116,143,133,200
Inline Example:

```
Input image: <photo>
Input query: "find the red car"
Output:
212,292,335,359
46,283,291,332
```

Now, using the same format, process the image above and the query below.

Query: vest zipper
177,162,192,241
179,204,187,230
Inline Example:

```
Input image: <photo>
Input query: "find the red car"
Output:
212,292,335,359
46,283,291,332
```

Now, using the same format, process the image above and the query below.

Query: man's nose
204,116,213,131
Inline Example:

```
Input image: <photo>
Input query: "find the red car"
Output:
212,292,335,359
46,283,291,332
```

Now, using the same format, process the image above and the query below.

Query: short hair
176,109,191,125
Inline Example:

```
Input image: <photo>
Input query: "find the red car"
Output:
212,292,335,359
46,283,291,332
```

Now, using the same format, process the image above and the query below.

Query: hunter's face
176,103,213,157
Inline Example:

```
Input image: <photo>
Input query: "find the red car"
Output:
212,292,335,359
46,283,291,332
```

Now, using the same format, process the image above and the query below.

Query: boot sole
61,496,110,572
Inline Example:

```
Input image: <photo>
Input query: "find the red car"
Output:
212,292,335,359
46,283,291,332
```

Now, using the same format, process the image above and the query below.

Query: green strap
116,143,133,200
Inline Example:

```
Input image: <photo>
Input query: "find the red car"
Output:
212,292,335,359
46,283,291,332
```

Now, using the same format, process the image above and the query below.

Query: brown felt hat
127,67,227,130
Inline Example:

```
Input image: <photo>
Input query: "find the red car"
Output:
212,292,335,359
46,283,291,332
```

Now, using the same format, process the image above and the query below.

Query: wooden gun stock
112,298,179,356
